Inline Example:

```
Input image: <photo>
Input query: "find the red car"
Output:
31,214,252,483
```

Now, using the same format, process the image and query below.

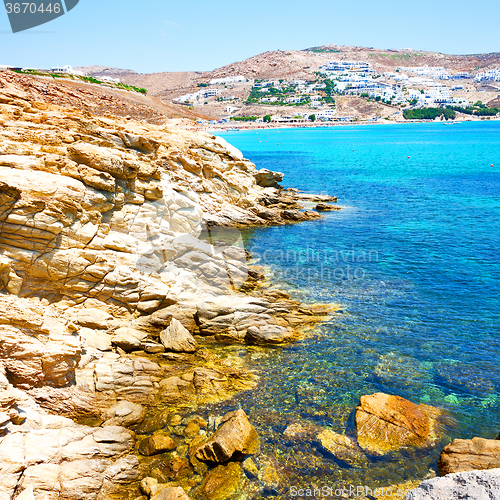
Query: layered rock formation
355,393,444,456
438,437,500,475
0,75,333,498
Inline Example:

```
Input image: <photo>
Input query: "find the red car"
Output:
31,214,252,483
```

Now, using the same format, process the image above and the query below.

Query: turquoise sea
212,122,500,490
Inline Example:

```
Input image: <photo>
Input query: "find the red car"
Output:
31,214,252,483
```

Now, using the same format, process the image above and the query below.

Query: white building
204,88,220,98
51,65,72,73
316,109,337,121
209,75,246,85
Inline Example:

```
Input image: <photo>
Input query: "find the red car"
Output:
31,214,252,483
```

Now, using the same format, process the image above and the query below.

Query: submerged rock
196,409,259,463
151,486,190,500
316,429,367,467
438,437,500,475
355,392,443,456
138,434,177,456
160,318,198,353
197,462,245,500
245,325,295,344
405,468,500,499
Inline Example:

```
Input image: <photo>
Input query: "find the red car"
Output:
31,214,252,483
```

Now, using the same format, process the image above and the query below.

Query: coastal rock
438,437,500,475
281,209,307,221
355,392,443,455
80,327,113,351
315,203,341,211
138,434,177,456
160,318,198,353
0,71,336,499
245,325,296,344
405,468,500,499
111,327,147,352
101,400,145,428
76,308,113,329
195,409,259,463
255,168,284,187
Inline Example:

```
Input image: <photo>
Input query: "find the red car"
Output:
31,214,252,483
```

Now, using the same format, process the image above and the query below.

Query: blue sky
1,0,499,73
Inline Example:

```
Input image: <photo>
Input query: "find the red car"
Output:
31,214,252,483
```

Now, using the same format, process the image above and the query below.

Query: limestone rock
160,318,198,353
77,308,113,329
438,437,500,475
101,400,145,428
245,325,295,344
255,168,284,187
138,434,177,456
405,468,500,499
111,327,147,352
80,327,112,351
355,392,443,456
196,409,259,463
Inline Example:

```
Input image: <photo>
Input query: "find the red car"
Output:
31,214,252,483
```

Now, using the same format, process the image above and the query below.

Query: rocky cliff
0,74,332,499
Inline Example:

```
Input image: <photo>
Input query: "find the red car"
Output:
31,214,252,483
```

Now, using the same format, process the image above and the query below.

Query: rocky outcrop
0,75,336,499
355,393,443,456
254,168,283,187
405,468,500,499
195,409,260,463
438,437,500,475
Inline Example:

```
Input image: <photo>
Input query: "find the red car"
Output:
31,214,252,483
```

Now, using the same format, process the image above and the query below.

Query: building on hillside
315,109,337,121
204,88,220,98
209,75,246,85
51,65,73,74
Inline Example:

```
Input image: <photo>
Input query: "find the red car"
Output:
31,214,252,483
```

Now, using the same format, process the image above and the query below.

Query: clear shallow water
212,122,500,490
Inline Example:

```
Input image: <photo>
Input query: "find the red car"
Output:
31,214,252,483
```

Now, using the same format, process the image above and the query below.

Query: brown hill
89,45,500,98
0,70,211,123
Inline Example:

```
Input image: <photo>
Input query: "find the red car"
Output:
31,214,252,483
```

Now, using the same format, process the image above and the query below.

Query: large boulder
405,468,500,499
195,409,259,463
355,393,442,456
438,437,500,475
254,168,284,187
160,318,198,353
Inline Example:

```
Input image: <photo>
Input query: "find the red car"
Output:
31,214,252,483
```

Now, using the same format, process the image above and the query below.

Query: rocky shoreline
1,75,500,500
0,77,339,499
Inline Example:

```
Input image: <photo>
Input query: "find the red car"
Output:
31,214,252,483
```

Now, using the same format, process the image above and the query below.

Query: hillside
0,70,212,123
76,44,500,123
